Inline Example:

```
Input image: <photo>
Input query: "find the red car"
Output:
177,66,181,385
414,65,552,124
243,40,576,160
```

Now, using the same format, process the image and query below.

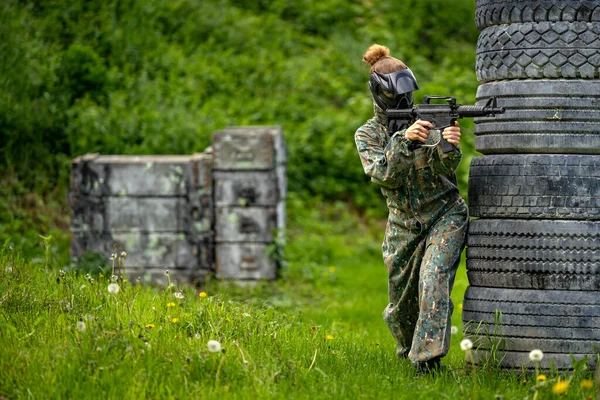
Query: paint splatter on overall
355,103,468,365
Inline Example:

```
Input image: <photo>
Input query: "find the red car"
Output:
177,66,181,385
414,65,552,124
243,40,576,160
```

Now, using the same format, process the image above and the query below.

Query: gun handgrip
440,137,456,153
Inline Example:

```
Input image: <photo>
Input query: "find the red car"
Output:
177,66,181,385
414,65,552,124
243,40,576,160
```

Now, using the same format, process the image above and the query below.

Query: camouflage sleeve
428,142,462,175
355,123,413,188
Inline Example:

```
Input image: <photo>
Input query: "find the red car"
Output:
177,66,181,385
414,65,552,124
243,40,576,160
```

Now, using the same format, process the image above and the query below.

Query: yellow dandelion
199,291,207,298
99,273,104,278
552,380,569,395
145,323,155,329
580,379,594,390
326,334,334,340
536,374,547,382
328,266,336,273
167,302,176,307
123,279,128,283
171,317,179,323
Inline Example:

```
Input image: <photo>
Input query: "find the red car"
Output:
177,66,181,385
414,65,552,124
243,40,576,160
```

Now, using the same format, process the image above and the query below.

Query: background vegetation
1,0,480,259
2,1,599,398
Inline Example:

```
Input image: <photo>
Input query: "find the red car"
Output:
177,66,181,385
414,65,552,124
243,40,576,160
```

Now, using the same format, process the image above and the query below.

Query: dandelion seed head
164,269,170,276
460,338,473,351
451,326,458,335
145,342,151,349
121,251,127,257
207,340,221,353
174,292,184,299
5,266,12,273
107,283,120,294
529,349,544,362
77,321,86,332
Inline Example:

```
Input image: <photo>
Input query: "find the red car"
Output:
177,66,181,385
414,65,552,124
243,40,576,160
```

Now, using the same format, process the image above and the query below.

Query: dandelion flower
329,266,336,273
326,334,334,340
460,338,473,351
174,292,184,299
529,349,544,362
77,321,86,332
167,302,176,307
107,283,120,294
552,381,569,395
451,326,458,335
199,291,207,298
171,317,179,323
536,374,547,382
207,340,221,352
145,324,155,329
580,379,594,390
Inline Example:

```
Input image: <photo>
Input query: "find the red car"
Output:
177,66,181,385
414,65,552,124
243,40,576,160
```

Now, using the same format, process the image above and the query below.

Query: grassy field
0,197,598,399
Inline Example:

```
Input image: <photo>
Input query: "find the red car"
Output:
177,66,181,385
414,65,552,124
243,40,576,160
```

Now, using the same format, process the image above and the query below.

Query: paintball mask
369,68,419,111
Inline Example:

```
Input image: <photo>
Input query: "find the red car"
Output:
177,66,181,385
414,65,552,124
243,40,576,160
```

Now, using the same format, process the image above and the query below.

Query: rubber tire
468,154,600,219
462,287,600,363
476,22,600,83
474,81,600,155
475,0,600,30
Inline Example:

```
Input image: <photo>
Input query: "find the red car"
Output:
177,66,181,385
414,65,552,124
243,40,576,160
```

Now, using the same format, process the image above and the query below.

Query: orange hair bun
362,44,390,66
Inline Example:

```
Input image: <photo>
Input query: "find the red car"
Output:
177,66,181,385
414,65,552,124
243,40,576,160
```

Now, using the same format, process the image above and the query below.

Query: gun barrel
386,109,418,120
456,104,505,118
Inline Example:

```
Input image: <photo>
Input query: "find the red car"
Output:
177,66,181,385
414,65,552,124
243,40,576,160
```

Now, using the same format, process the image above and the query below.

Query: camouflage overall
355,103,468,366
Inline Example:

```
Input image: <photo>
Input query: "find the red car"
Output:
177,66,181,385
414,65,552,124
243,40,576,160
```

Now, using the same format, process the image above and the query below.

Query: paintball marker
386,96,505,153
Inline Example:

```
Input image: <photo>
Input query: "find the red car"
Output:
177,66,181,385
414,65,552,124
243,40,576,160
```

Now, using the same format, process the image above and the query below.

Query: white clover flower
451,326,459,335
460,338,473,351
174,292,184,299
529,349,544,362
207,340,222,353
107,283,120,294
77,321,86,332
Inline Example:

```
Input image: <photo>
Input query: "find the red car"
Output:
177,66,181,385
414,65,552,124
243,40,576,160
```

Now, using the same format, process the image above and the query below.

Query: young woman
355,44,468,374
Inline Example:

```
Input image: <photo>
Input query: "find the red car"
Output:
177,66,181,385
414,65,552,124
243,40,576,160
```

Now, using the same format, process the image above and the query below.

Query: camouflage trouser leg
383,202,467,364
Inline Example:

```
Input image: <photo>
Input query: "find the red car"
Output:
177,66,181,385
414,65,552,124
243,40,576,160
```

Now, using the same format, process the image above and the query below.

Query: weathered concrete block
215,207,276,242
71,231,205,268
215,243,277,280
213,126,287,170
214,171,279,206
71,153,212,197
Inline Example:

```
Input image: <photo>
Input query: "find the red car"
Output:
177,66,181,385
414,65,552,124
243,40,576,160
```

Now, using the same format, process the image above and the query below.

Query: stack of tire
463,0,600,369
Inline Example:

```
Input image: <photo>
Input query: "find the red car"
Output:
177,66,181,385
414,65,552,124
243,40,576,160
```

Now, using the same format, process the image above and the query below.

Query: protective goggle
369,68,419,110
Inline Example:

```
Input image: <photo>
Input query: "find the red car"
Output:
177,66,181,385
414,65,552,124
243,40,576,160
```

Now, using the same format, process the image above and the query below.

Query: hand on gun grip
405,120,434,143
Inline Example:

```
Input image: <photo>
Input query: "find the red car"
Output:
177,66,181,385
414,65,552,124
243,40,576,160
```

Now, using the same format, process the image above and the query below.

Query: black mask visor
369,68,419,110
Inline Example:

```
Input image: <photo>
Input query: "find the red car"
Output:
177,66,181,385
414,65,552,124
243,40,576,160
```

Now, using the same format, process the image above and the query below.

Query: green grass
0,197,598,399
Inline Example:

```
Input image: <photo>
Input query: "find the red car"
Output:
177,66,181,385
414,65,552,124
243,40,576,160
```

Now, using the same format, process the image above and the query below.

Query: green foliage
1,0,482,250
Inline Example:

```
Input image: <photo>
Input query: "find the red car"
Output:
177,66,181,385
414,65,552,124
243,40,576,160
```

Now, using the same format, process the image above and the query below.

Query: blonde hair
362,44,407,74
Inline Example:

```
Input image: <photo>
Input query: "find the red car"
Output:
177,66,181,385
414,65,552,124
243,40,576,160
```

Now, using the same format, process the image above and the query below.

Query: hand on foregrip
442,122,461,146
405,120,434,143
